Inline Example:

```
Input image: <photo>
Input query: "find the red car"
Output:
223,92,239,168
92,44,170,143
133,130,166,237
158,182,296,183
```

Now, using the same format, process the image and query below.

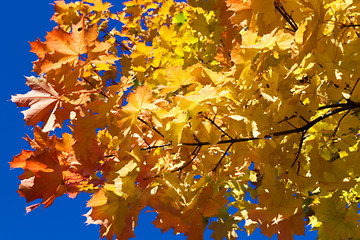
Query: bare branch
299,115,309,124
102,29,132,52
277,114,297,124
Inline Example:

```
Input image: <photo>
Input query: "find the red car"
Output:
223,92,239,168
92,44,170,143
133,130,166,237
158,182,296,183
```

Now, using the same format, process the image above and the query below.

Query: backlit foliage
11,0,360,239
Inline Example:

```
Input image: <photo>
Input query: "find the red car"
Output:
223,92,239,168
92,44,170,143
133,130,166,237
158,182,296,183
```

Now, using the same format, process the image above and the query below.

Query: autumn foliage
11,0,360,239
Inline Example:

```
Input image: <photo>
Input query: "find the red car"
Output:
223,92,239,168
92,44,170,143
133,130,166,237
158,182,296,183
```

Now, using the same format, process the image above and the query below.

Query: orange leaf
86,188,142,239
32,19,98,74
197,185,228,217
122,86,156,113
10,129,86,212
226,0,251,12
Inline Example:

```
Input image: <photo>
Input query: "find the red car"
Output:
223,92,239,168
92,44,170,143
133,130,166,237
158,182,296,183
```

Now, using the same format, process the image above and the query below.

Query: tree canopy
11,0,360,239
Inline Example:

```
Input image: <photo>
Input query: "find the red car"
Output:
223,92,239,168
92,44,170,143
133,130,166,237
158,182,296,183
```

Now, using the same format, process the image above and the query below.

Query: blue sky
1,1,317,239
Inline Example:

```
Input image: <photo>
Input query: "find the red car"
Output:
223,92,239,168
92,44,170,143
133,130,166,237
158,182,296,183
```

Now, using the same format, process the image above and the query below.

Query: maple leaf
10,128,85,212
11,76,75,132
12,0,360,239
51,0,83,26
32,18,98,74
262,213,305,240
87,0,113,12
208,216,239,240
197,185,228,217
119,86,157,130
226,0,251,12
122,86,156,113
70,112,105,175
159,65,196,95
86,186,143,239
148,197,191,235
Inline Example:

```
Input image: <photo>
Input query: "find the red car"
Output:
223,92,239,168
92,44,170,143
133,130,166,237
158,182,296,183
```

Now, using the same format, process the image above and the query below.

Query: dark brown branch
318,102,354,110
102,29,132,52
171,146,202,173
141,143,172,151
341,24,360,28
82,77,108,98
331,109,350,138
318,104,345,110
274,1,298,32
213,142,234,172
299,115,309,124
137,117,166,138
202,114,233,139
291,130,306,168
192,134,201,143
140,102,360,151
350,78,360,95
285,119,297,129
181,137,259,146
278,114,297,124
345,16,360,37
272,104,360,137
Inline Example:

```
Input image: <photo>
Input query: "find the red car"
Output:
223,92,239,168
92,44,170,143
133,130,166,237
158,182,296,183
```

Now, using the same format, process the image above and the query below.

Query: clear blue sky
1,1,317,239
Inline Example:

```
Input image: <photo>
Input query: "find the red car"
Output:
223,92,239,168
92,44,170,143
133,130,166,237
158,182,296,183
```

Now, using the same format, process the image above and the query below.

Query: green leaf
173,12,187,25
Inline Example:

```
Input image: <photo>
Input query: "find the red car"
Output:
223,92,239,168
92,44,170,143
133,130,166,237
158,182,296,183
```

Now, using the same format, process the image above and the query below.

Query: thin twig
341,24,360,28
141,143,172,151
203,114,233,139
285,120,297,129
137,117,166,138
278,114,297,124
171,146,202,172
212,142,234,172
102,29,132,52
274,1,298,32
346,16,360,37
82,77,108,98
139,102,360,151
299,115,309,124
291,130,306,168
331,109,350,138
350,78,360,95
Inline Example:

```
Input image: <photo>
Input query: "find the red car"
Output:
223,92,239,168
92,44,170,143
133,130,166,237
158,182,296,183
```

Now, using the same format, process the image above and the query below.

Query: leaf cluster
11,0,360,239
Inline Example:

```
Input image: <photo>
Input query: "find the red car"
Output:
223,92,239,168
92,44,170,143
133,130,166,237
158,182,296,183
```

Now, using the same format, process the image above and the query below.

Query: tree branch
82,77,109,99
140,102,360,152
171,146,202,173
202,114,233,140
274,1,298,32
350,78,360,95
140,143,172,151
291,130,306,170
137,117,166,138
212,142,234,172
331,109,350,138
